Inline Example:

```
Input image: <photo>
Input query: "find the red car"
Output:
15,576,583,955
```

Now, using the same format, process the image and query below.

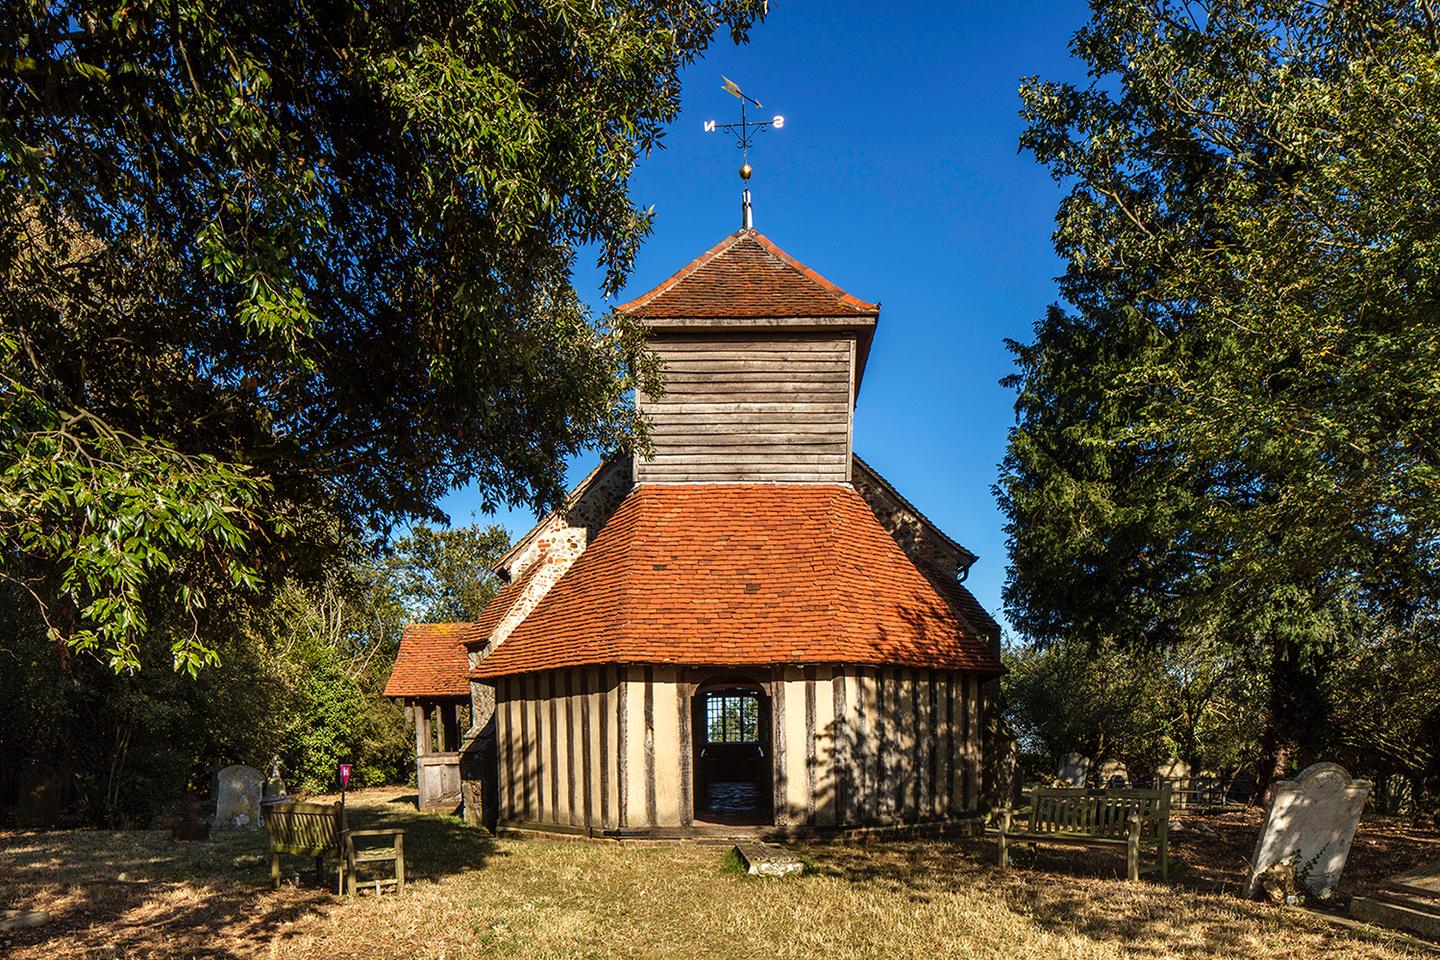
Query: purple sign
338,763,353,790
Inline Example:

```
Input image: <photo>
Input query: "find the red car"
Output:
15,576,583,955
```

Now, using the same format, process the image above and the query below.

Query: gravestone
214,764,264,829
16,760,64,828
1244,762,1372,900
1156,759,1191,808
263,756,288,802
1098,760,1129,788
1057,753,1091,787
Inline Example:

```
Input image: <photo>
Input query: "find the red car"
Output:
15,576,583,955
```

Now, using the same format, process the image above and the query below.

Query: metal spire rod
704,77,784,229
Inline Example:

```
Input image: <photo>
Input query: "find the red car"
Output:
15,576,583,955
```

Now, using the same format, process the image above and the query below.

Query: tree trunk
1255,632,1325,804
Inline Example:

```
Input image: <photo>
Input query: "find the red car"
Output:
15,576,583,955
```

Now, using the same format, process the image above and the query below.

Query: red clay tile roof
929,572,1002,640
470,558,544,644
384,557,549,698
383,623,476,699
471,484,1002,679
617,230,879,319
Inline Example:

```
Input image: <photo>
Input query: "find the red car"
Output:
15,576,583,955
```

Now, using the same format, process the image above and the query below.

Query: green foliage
383,524,510,623
1001,1,1440,781
1,0,763,673
0,520,510,821
1003,637,1264,781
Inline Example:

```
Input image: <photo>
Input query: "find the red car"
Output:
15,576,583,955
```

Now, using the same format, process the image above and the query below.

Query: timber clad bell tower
622,230,879,484
386,224,1003,837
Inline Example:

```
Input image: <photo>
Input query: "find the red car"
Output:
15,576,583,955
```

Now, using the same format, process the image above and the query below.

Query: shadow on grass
339,791,501,882
0,788,500,959
802,831,1386,959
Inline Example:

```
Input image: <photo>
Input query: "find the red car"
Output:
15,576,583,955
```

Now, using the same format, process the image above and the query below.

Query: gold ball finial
739,162,752,180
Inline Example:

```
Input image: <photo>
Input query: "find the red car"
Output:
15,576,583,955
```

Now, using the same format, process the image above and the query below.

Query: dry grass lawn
1,788,1436,959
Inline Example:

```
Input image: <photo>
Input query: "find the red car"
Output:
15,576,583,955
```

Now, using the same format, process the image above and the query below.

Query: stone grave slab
1244,762,1371,899
733,842,805,878
1351,859,1440,941
1155,759,1190,807
0,909,51,932
214,764,264,829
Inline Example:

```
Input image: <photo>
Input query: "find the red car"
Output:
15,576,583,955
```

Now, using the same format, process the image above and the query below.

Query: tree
0,519,510,823
1001,1,1440,789
1003,636,1264,784
382,523,510,623
1,0,764,673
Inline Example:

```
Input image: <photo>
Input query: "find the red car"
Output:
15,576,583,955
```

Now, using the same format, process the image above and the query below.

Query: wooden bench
991,785,1171,881
262,800,405,896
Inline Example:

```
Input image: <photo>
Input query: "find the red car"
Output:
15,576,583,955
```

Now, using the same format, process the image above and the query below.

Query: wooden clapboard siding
636,334,855,482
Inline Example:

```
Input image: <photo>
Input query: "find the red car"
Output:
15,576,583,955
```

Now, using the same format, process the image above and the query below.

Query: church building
384,228,1002,837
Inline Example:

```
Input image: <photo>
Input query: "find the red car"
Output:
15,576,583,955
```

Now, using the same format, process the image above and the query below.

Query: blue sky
440,1,1095,634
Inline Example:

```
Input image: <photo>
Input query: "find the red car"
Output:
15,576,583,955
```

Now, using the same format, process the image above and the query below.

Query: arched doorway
691,676,773,825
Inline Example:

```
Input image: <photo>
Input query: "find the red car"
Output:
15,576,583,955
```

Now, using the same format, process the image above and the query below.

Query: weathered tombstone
263,756,288,802
733,842,805,877
1244,762,1372,900
16,759,65,828
0,909,51,933
1057,753,1091,787
172,796,211,841
1156,759,1191,809
214,764,264,829
1098,759,1129,788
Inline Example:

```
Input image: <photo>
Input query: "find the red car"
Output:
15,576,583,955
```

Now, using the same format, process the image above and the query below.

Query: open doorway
692,677,773,825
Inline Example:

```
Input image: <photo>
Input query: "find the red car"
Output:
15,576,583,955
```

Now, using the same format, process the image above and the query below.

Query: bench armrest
347,828,405,838
998,805,1031,834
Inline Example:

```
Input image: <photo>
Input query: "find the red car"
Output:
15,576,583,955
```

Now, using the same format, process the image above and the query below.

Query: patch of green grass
717,846,748,878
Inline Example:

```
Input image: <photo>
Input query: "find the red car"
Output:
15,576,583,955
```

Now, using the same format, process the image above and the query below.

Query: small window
703,691,760,744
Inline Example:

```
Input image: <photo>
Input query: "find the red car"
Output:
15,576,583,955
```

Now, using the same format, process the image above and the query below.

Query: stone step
733,842,805,878
1351,895,1440,941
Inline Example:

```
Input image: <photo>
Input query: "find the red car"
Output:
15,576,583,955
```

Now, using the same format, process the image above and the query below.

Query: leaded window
703,691,760,744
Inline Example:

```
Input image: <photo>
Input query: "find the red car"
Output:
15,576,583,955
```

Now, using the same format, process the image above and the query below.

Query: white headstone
1245,762,1372,899
1156,758,1191,807
1057,753,1091,787
214,764,264,829
1098,759,1129,788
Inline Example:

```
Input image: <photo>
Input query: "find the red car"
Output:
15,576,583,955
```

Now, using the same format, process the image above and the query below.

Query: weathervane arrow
703,77,784,229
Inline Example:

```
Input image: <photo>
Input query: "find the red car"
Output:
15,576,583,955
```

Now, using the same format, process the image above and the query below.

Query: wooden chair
343,828,406,897
262,799,405,896
989,784,1172,881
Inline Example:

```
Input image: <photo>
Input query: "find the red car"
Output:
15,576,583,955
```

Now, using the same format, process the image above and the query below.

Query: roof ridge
616,230,879,319
746,231,879,314
852,454,977,567
613,231,745,314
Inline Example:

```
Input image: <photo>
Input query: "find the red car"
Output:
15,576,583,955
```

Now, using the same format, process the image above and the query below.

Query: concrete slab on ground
1351,859,1440,942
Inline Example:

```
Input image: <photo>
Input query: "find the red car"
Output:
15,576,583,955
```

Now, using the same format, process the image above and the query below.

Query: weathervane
704,77,784,229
